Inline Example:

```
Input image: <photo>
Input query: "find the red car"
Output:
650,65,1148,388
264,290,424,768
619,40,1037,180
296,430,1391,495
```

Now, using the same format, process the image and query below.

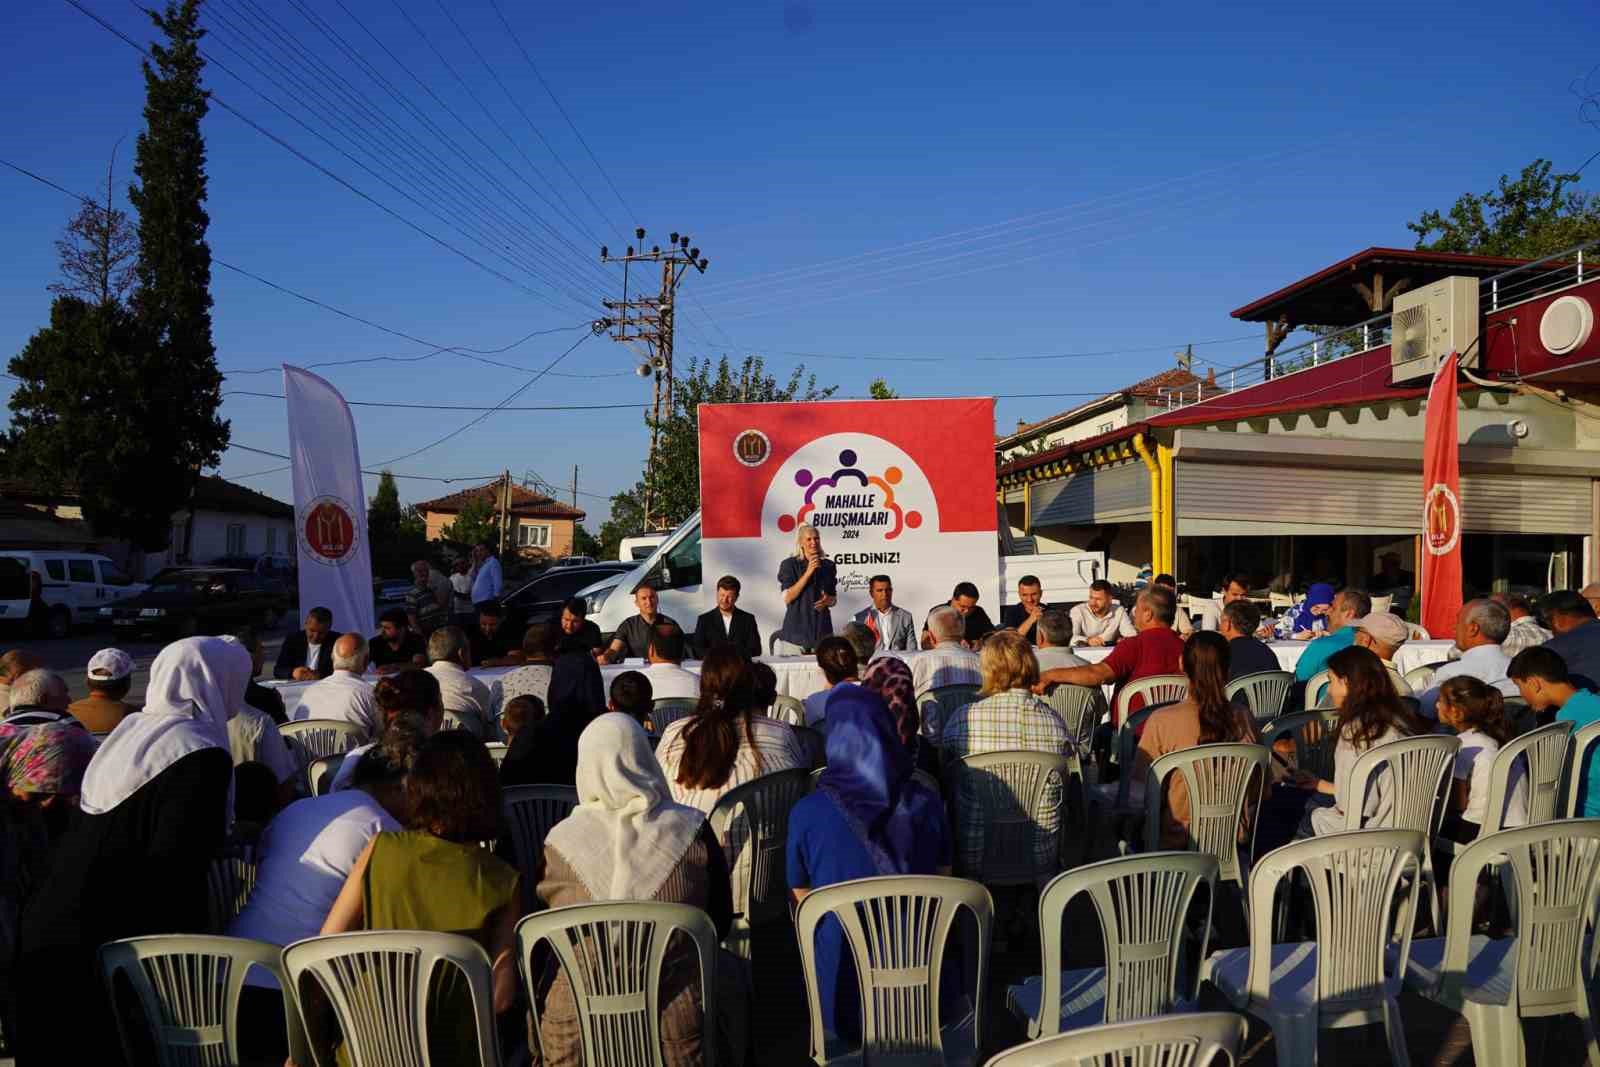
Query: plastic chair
951,750,1069,886
649,697,699,735
503,784,580,910
811,765,940,795
1564,719,1600,818
280,719,368,763
770,693,806,726
792,724,827,769
921,684,982,742
708,767,812,960
1403,664,1439,692
1370,595,1394,615
983,1012,1245,1066
1339,734,1459,928
1408,624,1432,641
485,741,508,766
516,901,720,1067
100,934,310,1067
1483,721,1572,833
1224,670,1293,724
1201,828,1425,1067
1142,744,1269,895
1260,711,1340,782
1084,705,1163,854
205,841,260,934
1302,670,1332,711
1006,852,1217,1039
1042,684,1106,764
795,874,993,1065
283,930,503,1067
307,753,344,797
1112,675,1188,728
1399,820,1600,1067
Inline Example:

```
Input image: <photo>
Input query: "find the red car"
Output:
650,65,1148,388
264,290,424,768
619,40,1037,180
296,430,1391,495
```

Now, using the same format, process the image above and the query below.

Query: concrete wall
1031,521,1149,586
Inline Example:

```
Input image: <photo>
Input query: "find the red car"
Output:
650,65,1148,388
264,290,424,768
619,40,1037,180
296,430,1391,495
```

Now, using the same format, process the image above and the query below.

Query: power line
224,390,642,411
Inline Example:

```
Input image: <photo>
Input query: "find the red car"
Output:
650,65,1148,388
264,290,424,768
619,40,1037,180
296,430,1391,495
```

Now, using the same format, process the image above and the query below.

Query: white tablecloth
263,638,1458,715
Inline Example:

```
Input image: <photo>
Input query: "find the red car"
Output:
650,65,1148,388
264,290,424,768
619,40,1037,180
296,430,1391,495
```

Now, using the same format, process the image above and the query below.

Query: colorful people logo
776,448,922,540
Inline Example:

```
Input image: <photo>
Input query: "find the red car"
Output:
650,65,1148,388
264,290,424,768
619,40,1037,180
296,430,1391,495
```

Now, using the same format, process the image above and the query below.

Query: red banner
1421,352,1463,638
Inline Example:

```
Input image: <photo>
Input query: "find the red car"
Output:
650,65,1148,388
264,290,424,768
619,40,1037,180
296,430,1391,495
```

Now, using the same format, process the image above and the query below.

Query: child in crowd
498,694,544,749
608,670,653,728
1436,676,1526,845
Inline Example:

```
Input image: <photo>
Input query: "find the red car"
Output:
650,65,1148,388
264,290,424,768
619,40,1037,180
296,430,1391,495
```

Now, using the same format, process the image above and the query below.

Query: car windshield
149,574,213,594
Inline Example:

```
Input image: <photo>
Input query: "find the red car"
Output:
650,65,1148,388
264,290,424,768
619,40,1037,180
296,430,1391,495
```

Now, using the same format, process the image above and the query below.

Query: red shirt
1102,626,1187,724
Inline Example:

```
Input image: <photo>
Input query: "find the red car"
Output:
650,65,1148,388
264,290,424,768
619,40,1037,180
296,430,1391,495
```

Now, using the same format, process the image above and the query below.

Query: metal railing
1158,237,1600,413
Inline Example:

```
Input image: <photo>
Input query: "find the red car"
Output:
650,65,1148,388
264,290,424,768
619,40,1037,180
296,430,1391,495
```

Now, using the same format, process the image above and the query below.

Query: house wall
426,510,578,556
153,509,294,576
999,404,1130,461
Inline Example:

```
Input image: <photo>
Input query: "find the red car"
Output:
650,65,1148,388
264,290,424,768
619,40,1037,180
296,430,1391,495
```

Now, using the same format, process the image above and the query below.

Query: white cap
87,648,134,682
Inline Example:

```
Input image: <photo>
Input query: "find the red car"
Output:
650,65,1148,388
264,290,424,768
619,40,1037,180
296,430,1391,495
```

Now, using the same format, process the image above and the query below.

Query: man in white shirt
803,636,859,728
1069,580,1137,647
425,625,493,736
1421,598,1519,717
291,633,379,737
1034,610,1088,672
912,604,981,692
226,629,299,796
469,541,503,608
642,623,700,702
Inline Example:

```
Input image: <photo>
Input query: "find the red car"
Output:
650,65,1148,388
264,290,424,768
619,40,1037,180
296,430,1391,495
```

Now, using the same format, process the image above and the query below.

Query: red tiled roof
414,480,585,521
1230,246,1530,324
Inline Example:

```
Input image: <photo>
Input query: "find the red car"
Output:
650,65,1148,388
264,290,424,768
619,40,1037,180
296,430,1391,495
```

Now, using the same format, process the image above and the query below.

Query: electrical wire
223,390,643,411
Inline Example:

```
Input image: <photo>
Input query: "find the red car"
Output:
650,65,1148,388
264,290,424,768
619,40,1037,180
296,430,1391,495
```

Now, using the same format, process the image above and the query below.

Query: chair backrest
502,784,580,908
485,741,508,766
953,750,1069,885
307,753,343,797
1565,719,1600,818
769,693,805,726
1340,734,1459,836
982,1011,1246,1067
1243,829,1424,1013
708,768,813,936
440,710,467,732
1033,853,1218,1037
1043,683,1107,750
516,902,719,1067
791,724,826,769
1370,595,1393,615
648,697,699,735
1260,710,1341,782
1268,592,1294,610
205,841,260,934
1387,667,1416,697
1108,704,1164,810
1408,624,1432,641
1114,674,1189,726
283,930,502,1067
795,875,993,1064
1402,664,1438,692
922,684,982,738
280,719,368,762
1441,821,1600,1015
1143,744,1270,885
1479,721,1572,835
100,934,308,1067
1223,670,1293,724
1303,670,1332,711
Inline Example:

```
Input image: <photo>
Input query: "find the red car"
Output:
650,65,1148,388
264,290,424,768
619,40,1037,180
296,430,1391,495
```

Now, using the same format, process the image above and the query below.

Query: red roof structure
415,480,585,521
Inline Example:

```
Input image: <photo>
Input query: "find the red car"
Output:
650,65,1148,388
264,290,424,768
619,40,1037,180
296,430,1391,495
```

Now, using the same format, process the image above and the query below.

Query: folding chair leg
1382,999,1412,1067
1464,1000,1524,1067
1575,986,1600,1067
1269,1019,1318,1067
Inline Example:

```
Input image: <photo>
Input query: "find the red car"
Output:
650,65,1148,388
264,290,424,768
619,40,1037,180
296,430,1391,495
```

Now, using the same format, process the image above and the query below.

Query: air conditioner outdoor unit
1390,275,1479,385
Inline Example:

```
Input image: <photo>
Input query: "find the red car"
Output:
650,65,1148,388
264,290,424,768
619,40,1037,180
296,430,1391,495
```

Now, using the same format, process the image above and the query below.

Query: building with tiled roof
996,364,1223,464
414,480,586,558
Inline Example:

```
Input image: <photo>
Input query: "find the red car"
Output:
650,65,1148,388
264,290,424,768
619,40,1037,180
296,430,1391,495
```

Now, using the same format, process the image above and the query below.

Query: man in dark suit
273,605,341,681
693,574,761,660
853,574,917,653
999,574,1047,646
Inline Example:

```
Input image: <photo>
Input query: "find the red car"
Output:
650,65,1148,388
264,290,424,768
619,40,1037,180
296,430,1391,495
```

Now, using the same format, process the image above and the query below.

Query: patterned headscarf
861,656,918,752
0,721,98,796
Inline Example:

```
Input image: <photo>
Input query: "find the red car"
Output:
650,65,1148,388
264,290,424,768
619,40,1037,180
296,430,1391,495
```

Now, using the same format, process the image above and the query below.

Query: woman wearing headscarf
859,655,921,755
785,687,951,1042
500,649,606,787
14,636,248,1065
532,713,746,1066
1286,582,1336,638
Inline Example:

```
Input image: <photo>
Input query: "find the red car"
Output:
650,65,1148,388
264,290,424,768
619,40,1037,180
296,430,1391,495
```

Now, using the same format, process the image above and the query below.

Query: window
0,559,27,600
226,524,248,556
659,527,702,590
265,527,277,554
45,560,65,581
99,562,132,587
1098,421,1115,434
68,559,96,584
517,523,551,548
168,522,188,564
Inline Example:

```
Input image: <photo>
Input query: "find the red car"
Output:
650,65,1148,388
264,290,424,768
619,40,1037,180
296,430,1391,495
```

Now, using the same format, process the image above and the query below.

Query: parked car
210,553,297,583
552,555,596,568
103,567,289,638
375,579,412,611
0,551,146,638
501,562,633,631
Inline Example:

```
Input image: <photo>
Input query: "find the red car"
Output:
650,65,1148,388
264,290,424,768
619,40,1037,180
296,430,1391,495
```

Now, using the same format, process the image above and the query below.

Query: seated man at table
999,574,1047,646
1418,598,1518,717
910,606,982,698
1217,599,1278,680
642,622,699,702
425,625,492,736
1035,586,1186,725
600,583,680,664
1034,610,1087,672
921,581,995,649
693,574,762,660
369,608,427,672
274,606,341,681
1542,589,1600,690
291,633,378,737
468,600,522,668
1070,580,1137,647
1152,574,1195,637
1349,611,1412,694
556,597,605,655
1291,588,1369,684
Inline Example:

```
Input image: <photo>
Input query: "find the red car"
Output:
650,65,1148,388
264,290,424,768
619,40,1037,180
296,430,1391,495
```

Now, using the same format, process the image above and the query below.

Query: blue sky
2,0,1596,529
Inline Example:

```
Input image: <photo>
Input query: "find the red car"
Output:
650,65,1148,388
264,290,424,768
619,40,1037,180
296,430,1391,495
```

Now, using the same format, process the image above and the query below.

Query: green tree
366,470,426,576
440,495,498,548
572,523,603,559
868,377,898,399
1408,159,1600,258
595,482,647,560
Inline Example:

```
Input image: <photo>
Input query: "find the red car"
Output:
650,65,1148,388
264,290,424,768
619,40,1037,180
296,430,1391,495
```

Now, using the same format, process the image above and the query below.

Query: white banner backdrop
284,366,374,638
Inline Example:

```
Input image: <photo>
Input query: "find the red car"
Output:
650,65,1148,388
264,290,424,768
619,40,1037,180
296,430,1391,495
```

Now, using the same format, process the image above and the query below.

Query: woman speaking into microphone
775,523,837,656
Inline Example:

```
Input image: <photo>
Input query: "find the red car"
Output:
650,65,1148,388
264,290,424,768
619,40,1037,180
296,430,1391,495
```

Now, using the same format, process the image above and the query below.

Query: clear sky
2,0,1596,529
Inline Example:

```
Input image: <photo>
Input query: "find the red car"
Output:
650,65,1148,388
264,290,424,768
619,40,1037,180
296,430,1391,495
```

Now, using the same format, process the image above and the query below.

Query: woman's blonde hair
790,522,825,560
979,630,1039,695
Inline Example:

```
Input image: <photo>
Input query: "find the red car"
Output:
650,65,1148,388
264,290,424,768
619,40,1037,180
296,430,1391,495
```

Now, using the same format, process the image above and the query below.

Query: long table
264,639,1457,717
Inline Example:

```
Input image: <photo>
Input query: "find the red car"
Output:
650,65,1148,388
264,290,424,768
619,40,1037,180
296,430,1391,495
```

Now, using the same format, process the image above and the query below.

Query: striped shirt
906,642,981,695
655,713,810,814
940,688,1074,875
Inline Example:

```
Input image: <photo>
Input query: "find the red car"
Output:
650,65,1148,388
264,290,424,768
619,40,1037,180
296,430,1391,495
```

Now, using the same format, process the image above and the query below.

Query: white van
617,533,669,562
0,551,146,637
585,517,702,639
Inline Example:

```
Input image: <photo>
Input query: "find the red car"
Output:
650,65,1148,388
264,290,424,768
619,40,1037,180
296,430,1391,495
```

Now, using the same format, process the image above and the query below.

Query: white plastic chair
1339,734,1459,928
1201,828,1425,1067
485,741,508,766
1370,595,1394,615
795,874,993,1065
951,750,1068,887
769,693,806,726
983,1011,1246,1067
100,934,311,1067
280,719,368,780
921,684,982,742
1399,820,1600,1067
708,767,812,960
503,784,580,910
649,697,699,735
1006,852,1217,1039
517,901,720,1067
1224,670,1293,724
283,930,503,1067
1408,624,1432,641
1483,721,1572,834
1142,744,1269,896
1085,704,1164,854
1403,664,1440,692
1259,710,1341,783
307,753,343,797
791,724,827,769
1564,719,1600,817
1042,684,1106,758
205,842,260,934
1113,675,1187,728
1302,670,1332,711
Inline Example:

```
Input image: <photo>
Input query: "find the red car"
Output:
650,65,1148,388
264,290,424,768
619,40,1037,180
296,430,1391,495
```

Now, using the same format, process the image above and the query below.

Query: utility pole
597,227,709,530
571,464,578,509
497,469,511,555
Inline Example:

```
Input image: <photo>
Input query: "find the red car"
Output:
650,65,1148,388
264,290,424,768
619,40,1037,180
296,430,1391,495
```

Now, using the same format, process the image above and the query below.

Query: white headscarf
544,712,706,901
80,636,252,815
